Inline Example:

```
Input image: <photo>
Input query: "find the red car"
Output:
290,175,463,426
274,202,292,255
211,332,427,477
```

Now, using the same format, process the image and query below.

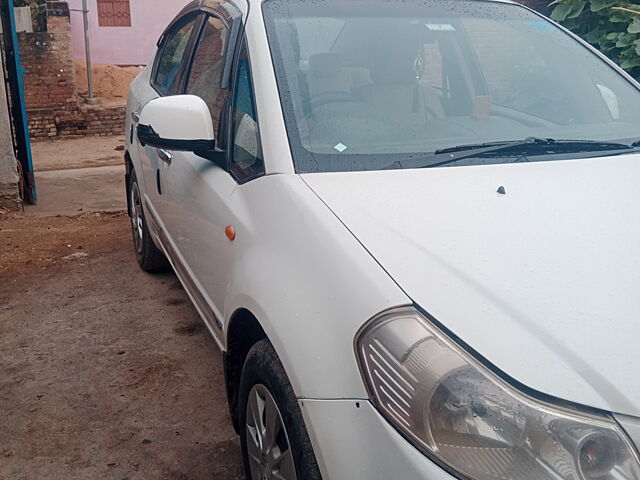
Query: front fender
222,174,409,399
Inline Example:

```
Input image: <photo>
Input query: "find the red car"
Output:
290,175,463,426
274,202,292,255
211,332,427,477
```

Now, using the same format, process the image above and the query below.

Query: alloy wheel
130,181,144,254
245,384,297,480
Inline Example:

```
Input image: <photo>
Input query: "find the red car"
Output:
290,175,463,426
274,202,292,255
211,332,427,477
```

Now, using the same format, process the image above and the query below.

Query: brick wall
18,2,78,112
18,1,125,141
28,105,125,140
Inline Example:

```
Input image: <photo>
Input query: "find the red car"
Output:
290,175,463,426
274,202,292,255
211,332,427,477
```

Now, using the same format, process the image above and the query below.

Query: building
17,2,128,140
1,0,31,211
67,0,183,66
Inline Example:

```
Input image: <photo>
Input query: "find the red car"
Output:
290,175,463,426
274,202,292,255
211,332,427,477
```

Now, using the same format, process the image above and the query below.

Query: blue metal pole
2,0,36,203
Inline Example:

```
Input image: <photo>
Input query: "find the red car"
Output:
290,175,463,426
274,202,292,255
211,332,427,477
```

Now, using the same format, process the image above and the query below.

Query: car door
136,12,202,223
159,18,264,342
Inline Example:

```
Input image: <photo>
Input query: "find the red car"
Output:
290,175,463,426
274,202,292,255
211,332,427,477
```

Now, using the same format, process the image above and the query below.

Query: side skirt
145,205,226,351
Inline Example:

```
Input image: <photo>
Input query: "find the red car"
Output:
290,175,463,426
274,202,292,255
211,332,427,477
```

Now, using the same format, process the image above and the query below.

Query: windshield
262,0,640,173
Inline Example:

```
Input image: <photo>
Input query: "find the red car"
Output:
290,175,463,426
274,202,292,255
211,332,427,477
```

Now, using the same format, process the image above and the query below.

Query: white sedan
124,0,640,478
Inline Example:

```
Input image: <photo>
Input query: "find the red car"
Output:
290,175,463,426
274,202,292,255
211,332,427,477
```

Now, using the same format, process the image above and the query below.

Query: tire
239,339,322,480
127,170,170,273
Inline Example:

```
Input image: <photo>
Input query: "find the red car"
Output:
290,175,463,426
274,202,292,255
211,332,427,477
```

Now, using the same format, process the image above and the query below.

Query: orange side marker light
225,225,236,241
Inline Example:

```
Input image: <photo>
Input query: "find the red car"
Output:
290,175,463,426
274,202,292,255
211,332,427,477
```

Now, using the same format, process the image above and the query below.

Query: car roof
248,0,517,3
179,0,518,15
176,0,238,18
161,0,246,44
168,0,522,35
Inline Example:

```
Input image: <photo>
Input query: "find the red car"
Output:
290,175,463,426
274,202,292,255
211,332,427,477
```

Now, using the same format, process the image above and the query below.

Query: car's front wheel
127,170,169,273
239,339,322,480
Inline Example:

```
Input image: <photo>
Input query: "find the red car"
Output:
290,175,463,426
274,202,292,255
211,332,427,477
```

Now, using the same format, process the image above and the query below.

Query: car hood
302,154,640,417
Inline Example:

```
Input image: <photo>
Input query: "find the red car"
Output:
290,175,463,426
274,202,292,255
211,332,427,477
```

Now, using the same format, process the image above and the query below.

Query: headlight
356,308,640,480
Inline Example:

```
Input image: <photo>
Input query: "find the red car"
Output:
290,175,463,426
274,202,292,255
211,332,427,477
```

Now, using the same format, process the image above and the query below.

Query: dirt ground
75,61,142,106
31,136,126,172
0,141,245,479
27,137,128,218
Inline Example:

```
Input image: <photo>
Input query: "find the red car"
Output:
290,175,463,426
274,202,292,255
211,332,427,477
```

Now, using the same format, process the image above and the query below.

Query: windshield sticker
528,21,554,31
425,23,455,32
334,143,348,153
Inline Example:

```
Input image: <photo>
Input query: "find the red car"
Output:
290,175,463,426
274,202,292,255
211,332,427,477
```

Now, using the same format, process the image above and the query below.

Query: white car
124,0,640,478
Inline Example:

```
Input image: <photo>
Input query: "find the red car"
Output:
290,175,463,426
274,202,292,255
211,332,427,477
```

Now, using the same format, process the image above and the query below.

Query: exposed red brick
18,2,126,141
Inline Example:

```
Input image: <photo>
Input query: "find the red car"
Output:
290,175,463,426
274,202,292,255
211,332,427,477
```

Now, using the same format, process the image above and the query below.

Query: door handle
157,149,173,165
131,111,140,123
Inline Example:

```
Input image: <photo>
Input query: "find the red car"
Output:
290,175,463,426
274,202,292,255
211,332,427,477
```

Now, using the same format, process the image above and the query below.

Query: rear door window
153,15,199,96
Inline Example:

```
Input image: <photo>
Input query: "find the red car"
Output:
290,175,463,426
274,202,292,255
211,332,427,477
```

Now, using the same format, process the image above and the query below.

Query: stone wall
18,1,125,141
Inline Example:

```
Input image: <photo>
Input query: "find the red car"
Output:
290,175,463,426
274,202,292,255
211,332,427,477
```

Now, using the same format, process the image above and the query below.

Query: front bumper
299,398,457,479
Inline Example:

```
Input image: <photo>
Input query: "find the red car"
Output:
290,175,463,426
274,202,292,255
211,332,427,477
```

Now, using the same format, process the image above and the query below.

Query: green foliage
551,0,640,79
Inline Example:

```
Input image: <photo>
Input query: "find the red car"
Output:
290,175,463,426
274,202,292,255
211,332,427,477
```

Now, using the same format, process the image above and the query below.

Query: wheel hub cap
130,181,143,254
245,384,297,480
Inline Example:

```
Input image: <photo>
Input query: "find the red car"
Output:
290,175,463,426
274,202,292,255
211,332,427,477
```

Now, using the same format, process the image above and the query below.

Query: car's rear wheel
239,339,322,480
128,170,169,273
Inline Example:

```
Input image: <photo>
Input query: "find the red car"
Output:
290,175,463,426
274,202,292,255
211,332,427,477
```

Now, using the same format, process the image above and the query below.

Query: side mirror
137,95,225,166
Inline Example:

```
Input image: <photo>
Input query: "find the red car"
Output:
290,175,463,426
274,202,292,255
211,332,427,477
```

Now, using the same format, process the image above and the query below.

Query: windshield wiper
419,137,635,169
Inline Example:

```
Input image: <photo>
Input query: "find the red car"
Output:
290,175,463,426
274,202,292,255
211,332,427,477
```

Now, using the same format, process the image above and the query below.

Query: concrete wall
67,0,183,66
0,62,21,212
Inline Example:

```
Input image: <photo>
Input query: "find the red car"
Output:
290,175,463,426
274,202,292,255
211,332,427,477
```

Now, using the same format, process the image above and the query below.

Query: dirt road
0,213,244,479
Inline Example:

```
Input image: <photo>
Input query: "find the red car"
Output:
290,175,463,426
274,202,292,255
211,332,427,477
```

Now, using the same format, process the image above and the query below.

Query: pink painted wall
68,0,185,65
